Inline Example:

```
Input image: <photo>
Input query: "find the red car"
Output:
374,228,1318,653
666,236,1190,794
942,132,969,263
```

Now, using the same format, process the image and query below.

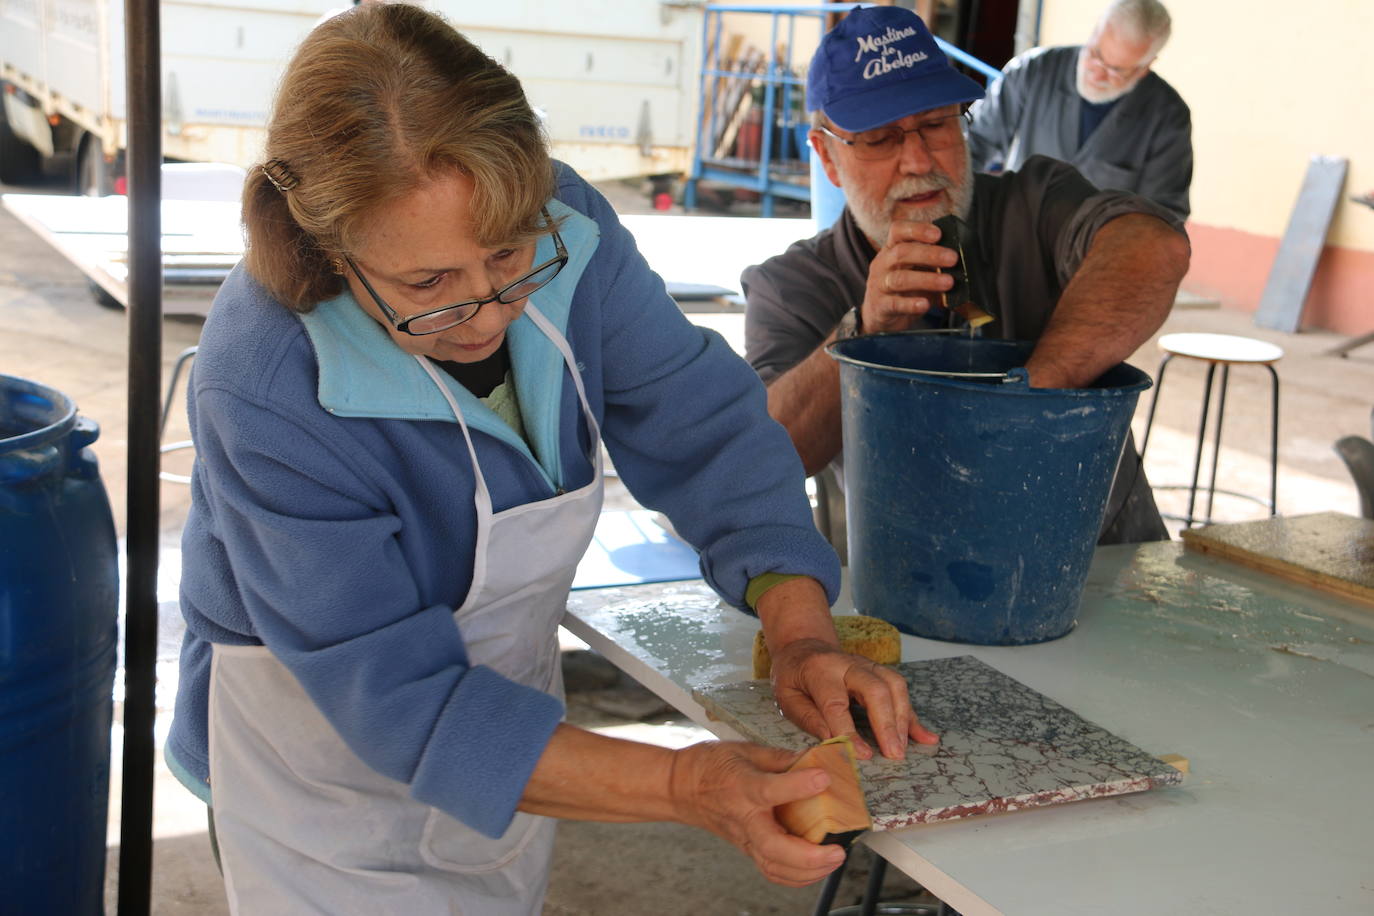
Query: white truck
0,0,702,192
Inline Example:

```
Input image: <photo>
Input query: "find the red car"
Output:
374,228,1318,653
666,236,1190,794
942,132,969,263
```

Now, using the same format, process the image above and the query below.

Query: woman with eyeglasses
164,5,934,911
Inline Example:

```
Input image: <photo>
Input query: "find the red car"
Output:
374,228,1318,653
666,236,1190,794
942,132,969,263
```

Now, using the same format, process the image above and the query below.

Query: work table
563,539,1374,915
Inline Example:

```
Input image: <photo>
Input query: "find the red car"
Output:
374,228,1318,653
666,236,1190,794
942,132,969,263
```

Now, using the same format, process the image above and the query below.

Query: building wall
1039,0,1373,333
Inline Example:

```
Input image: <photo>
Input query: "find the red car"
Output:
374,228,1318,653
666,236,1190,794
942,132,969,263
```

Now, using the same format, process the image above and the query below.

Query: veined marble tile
694,655,1183,831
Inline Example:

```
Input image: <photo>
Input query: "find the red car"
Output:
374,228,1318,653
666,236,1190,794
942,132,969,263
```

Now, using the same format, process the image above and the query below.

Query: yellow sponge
752,615,900,679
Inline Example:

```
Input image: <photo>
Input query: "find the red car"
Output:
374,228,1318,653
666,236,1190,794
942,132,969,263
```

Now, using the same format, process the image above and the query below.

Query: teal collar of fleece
299,198,599,489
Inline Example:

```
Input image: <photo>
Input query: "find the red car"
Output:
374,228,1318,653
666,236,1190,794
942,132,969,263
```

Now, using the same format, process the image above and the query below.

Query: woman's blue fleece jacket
165,164,840,840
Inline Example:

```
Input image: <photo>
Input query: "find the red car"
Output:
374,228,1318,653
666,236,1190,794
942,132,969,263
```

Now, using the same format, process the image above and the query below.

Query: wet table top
562,540,1374,915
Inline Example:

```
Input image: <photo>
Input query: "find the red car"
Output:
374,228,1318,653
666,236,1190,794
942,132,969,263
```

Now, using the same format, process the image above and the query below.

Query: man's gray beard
1075,47,1137,104
846,154,975,248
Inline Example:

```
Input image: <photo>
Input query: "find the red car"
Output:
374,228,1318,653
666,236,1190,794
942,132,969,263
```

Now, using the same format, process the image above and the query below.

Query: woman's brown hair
243,4,554,311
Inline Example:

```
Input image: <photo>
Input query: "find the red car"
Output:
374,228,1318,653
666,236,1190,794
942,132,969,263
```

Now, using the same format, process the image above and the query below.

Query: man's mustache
886,173,955,204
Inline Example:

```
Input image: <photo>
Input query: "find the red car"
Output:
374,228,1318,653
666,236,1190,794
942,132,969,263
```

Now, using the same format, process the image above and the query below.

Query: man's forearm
765,329,844,476
1025,213,1190,389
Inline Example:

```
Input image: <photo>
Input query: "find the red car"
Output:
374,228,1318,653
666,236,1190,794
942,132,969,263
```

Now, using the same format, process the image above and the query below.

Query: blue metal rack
683,2,1001,217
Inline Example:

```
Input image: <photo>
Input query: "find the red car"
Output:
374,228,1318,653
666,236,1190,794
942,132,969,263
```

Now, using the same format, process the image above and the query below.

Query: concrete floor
4,171,1373,914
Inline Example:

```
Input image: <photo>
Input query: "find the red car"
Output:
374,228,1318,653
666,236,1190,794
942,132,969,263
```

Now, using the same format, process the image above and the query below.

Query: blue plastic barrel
828,333,1150,645
1,374,119,913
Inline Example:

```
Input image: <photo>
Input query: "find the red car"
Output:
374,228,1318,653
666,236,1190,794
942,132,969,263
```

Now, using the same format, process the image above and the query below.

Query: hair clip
262,158,300,193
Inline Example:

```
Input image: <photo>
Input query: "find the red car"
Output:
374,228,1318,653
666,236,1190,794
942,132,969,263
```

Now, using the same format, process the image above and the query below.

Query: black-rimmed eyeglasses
345,210,567,336
817,110,971,161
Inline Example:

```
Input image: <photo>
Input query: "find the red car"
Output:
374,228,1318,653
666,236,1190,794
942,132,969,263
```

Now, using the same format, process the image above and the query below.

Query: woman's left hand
754,578,939,760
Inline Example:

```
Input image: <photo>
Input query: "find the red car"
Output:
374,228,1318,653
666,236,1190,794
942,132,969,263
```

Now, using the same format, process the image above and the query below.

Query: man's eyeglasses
1086,43,1145,81
817,110,969,161
346,209,567,336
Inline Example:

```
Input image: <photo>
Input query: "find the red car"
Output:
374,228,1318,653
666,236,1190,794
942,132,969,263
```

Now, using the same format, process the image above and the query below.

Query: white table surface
562,540,1374,915
1,193,241,316
1,192,812,314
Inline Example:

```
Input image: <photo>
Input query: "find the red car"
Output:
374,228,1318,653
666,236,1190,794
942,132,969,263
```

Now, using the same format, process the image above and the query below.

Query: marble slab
694,655,1183,831
1181,511,1374,608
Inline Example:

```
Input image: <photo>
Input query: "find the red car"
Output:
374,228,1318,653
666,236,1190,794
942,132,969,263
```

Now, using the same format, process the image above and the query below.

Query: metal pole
118,0,162,908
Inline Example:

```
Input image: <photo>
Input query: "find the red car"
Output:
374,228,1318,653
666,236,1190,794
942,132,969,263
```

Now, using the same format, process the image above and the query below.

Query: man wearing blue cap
741,5,1189,545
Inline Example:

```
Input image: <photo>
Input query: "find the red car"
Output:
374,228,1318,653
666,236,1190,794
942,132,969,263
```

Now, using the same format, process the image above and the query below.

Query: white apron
209,304,604,915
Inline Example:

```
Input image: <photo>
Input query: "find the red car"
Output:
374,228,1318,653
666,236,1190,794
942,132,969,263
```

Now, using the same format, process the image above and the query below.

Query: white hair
1100,0,1172,59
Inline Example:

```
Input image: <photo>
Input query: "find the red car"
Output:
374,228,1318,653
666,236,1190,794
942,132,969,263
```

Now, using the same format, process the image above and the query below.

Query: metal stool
159,345,198,484
1139,332,1282,528
811,465,848,566
1333,406,1374,519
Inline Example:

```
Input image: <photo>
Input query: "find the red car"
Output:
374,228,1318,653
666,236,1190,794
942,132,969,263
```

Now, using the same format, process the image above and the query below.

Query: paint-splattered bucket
828,332,1149,644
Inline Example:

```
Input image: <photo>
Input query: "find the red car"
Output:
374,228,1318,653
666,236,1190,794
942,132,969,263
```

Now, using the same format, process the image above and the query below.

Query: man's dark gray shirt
741,155,1184,544
967,45,1193,220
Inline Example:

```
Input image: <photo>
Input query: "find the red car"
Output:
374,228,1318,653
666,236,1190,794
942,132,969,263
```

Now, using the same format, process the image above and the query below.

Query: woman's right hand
667,741,847,887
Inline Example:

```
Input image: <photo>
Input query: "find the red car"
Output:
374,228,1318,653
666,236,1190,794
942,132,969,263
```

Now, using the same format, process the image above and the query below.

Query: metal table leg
819,845,954,916
811,845,855,916
859,852,887,915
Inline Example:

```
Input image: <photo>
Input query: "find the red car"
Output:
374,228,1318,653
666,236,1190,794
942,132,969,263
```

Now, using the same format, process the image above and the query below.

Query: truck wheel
76,135,112,197
0,111,42,185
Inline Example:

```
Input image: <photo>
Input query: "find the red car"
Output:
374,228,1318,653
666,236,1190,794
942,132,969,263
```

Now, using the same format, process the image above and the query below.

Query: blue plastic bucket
1,374,119,913
828,333,1150,645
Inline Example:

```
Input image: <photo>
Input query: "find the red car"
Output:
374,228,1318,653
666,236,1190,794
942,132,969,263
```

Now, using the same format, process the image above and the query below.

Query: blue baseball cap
807,6,986,132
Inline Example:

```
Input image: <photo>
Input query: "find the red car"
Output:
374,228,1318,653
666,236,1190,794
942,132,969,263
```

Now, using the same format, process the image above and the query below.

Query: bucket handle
834,354,1031,385
828,329,1032,385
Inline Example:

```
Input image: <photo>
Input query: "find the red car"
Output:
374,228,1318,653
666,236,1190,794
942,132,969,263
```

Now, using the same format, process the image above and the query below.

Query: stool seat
1159,332,1284,364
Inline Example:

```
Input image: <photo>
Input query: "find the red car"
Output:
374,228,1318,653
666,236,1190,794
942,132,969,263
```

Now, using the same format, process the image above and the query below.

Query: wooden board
1254,155,1348,333
1181,511,1374,607
694,656,1182,832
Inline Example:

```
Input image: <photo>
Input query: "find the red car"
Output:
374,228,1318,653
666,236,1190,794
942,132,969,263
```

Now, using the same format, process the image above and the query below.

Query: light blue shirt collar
298,198,599,488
